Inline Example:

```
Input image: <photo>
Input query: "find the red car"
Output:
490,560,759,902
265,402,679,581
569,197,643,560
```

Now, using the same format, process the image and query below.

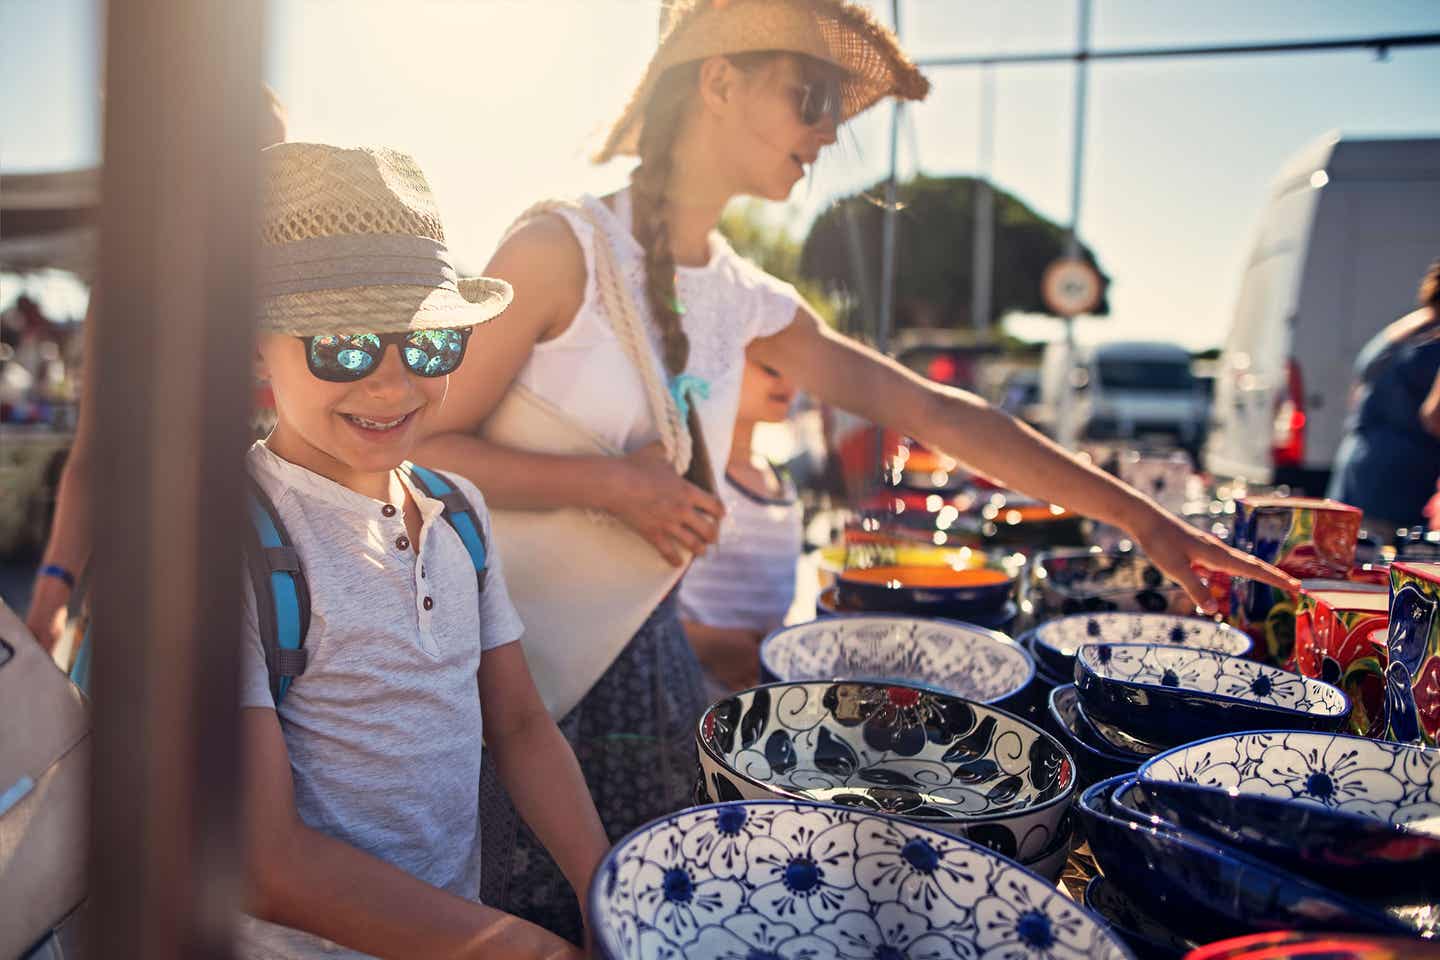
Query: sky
3,0,1439,348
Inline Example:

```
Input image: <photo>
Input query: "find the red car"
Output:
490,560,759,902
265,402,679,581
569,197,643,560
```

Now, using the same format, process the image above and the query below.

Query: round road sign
1041,257,1103,317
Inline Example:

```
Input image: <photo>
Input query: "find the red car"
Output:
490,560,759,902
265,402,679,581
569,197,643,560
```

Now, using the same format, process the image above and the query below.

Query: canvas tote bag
0,599,89,958
482,199,715,719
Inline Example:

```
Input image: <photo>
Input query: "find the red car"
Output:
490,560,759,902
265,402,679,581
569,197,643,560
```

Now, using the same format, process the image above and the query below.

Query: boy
238,142,605,959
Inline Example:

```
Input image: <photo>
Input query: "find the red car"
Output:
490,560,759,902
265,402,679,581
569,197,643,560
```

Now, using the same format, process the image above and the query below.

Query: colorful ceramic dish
696,681,1076,863
759,616,1034,706
1074,644,1350,746
1294,587,1391,737
1078,775,1432,945
1183,930,1440,960
1386,561,1440,746
588,799,1135,960
1136,730,1440,899
1026,611,1252,678
835,564,1015,619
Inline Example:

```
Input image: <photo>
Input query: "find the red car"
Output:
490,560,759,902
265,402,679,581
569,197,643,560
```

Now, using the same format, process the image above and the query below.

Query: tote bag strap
502,198,715,493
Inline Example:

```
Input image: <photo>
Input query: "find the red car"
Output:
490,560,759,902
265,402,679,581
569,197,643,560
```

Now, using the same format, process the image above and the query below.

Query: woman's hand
25,575,71,655
1128,505,1302,614
603,441,724,566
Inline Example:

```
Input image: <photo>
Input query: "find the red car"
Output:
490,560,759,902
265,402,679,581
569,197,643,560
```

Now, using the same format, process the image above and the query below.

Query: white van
1205,133,1440,491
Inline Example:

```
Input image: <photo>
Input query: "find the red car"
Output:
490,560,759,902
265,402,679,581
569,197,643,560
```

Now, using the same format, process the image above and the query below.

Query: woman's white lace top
514,189,803,473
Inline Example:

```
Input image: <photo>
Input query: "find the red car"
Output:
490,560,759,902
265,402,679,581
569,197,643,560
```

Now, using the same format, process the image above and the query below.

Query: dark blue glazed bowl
1083,876,1198,960
1137,730,1440,901
1045,684,1143,789
1074,643,1350,747
1077,775,1431,945
835,564,1016,620
815,586,1020,633
1023,632,1075,689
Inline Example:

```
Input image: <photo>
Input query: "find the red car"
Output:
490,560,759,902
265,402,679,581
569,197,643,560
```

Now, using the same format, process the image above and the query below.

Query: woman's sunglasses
299,328,472,383
792,77,843,128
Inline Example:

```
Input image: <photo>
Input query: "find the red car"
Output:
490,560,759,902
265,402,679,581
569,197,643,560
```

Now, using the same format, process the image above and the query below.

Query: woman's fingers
689,487,725,522
668,521,710,558
679,506,721,545
1168,559,1220,616
645,527,685,567
1203,539,1301,593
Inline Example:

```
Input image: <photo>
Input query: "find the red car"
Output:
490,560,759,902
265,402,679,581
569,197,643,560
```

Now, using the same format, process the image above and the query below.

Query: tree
799,175,1110,333
719,200,843,327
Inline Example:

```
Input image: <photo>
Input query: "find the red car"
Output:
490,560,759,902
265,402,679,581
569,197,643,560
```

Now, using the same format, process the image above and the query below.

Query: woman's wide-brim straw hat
594,0,930,163
258,143,512,336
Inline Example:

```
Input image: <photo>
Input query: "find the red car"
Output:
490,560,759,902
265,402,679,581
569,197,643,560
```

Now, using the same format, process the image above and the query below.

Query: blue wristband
39,564,76,589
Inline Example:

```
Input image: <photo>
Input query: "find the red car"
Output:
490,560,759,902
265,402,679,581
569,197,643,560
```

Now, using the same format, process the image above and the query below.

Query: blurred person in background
1329,258,1440,541
24,85,288,651
679,355,802,694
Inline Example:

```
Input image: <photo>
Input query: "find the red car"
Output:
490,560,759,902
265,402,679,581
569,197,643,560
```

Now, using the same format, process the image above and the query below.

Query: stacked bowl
1075,730,1440,949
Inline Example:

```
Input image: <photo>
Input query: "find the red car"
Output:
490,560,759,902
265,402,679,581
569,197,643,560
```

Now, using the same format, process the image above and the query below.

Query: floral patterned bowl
1026,611,1252,679
697,681,1076,864
588,799,1134,960
759,616,1035,707
1078,774,1432,945
1136,730,1440,900
1026,548,1193,621
1074,644,1350,747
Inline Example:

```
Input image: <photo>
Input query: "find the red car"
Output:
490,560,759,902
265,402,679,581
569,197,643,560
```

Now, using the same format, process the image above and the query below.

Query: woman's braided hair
629,52,782,376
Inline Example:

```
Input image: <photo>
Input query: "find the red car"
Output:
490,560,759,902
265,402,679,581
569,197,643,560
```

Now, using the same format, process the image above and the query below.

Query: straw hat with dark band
594,0,931,163
258,142,512,336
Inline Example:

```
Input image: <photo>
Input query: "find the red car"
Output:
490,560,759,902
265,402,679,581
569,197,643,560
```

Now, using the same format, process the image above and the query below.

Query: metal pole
877,0,903,356
915,30,1440,68
1058,0,1092,449
88,1,264,956
871,0,904,479
969,65,995,332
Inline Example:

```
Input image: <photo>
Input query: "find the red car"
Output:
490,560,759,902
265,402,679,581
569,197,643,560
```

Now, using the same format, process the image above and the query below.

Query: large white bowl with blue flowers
1074,643,1350,747
589,799,1133,960
697,681,1076,864
759,615,1035,706
1136,730,1440,900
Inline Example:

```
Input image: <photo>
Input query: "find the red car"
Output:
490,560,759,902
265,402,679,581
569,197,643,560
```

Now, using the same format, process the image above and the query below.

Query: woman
1330,259,1440,540
414,0,1296,941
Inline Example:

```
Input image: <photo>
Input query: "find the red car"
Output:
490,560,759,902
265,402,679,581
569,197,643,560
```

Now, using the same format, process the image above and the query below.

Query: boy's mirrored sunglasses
299,328,472,383
794,77,843,128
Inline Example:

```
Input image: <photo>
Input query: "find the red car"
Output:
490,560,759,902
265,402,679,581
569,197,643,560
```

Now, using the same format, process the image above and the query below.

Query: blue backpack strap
402,463,488,592
243,477,310,705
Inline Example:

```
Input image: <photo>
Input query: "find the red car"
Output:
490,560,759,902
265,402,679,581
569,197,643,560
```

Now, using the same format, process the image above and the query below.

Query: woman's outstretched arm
751,305,1300,610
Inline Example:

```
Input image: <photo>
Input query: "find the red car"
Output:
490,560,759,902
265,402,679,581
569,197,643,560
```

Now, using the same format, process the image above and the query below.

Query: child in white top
680,356,803,692
237,142,605,960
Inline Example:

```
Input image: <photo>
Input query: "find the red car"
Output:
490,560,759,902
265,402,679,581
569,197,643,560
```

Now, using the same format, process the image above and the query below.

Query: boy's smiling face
257,333,448,493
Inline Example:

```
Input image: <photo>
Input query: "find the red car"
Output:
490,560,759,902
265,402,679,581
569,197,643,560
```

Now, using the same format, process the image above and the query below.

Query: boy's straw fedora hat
594,0,930,163
258,143,512,336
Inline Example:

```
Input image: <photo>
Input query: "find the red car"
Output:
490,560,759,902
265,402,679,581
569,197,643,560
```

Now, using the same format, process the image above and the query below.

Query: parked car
1037,339,1206,455
1205,133,1440,492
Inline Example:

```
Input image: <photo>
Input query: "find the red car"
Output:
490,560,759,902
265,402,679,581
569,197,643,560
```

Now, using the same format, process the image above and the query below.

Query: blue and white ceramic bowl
697,681,1076,864
1027,548,1193,621
589,799,1134,960
1137,730,1440,899
759,616,1035,707
1082,876,1199,959
1045,685,1146,788
1077,775,1432,944
1074,644,1350,746
1027,611,1252,679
